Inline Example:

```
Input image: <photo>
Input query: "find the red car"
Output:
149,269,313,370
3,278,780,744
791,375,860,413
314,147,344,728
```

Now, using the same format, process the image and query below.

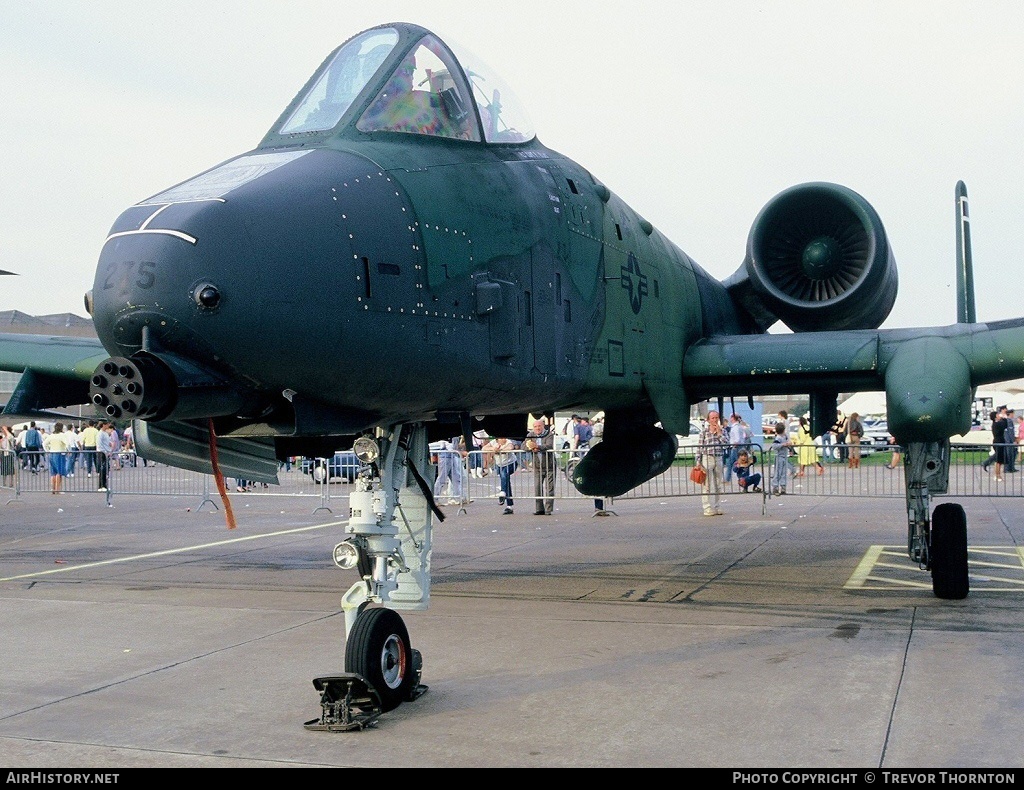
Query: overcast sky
3,1,1022,330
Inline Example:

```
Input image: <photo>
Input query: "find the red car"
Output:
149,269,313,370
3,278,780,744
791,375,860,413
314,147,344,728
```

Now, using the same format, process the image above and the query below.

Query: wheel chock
304,673,383,732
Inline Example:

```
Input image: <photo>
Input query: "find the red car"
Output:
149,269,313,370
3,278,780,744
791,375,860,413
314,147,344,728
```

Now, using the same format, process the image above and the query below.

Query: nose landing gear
306,422,434,730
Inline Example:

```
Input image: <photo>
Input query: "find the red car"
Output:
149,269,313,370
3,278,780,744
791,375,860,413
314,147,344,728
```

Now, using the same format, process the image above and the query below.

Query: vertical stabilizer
955,181,976,324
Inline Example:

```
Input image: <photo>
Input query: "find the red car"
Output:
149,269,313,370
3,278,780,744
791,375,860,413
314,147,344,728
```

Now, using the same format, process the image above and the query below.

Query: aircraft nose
91,195,253,359
91,147,423,401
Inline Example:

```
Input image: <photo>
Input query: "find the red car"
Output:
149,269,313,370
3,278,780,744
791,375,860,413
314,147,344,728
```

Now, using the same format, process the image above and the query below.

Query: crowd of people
691,406,903,513
980,406,1023,481
4,411,611,513
430,413,605,517
15,404,1019,513
431,403,1024,522
0,419,128,493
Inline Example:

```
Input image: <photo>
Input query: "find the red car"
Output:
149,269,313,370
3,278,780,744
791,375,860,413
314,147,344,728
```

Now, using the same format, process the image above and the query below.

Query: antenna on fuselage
955,180,976,324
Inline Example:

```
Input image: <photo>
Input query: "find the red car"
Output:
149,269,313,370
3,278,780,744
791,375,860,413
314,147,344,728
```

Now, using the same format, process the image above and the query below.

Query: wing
684,317,1024,443
0,333,107,416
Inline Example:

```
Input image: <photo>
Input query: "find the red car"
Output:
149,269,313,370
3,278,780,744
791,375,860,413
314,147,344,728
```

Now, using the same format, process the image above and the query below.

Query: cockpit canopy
277,23,535,144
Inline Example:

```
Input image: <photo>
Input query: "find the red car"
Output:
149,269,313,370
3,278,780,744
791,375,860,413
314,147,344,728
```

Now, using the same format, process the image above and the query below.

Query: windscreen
279,28,399,134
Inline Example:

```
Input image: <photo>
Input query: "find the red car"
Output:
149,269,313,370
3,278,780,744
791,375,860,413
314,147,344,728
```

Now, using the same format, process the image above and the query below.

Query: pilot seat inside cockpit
357,40,474,140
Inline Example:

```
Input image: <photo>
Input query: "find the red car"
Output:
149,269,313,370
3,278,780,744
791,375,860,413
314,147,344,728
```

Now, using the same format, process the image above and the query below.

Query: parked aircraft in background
2,22,1022,723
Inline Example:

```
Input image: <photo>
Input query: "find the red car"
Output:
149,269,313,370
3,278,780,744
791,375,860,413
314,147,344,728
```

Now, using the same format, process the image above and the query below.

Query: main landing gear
904,441,969,600
305,423,435,731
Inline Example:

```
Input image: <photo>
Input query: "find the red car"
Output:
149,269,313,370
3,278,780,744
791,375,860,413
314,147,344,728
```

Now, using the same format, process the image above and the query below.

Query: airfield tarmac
1,484,1023,769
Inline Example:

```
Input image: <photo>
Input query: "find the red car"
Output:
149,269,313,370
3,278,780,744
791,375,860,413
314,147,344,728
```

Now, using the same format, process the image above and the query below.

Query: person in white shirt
96,423,114,491
42,422,69,494
0,424,16,487
63,425,81,477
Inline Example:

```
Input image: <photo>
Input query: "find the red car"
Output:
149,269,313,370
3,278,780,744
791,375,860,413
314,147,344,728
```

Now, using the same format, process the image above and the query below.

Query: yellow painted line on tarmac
846,545,1024,592
965,558,1024,571
860,575,932,590
845,544,886,588
874,560,916,571
970,547,1022,558
966,573,1024,587
0,519,351,582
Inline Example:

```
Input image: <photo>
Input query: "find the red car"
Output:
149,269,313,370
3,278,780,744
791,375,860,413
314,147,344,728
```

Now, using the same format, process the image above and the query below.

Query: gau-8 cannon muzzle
89,351,252,422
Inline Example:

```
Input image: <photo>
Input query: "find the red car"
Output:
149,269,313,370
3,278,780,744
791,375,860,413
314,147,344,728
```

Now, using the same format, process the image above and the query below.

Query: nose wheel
344,606,425,712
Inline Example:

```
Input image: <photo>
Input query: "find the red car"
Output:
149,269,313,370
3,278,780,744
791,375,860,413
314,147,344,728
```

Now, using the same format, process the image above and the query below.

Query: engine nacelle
727,182,898,332
570,425,678,498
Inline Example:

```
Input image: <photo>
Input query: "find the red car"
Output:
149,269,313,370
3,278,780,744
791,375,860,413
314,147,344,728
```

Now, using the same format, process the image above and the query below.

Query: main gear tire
931,502,969,600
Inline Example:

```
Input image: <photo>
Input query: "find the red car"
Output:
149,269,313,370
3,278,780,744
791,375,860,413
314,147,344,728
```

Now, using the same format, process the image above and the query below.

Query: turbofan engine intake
737,182,898,332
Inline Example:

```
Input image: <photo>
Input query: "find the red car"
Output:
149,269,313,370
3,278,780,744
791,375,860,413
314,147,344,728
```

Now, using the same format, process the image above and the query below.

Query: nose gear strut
307,422,432,728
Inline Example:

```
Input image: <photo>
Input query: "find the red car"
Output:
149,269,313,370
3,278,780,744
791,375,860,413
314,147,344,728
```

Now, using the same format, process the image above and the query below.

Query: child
484,436,519,514
770,421,792,495
733,450,762,493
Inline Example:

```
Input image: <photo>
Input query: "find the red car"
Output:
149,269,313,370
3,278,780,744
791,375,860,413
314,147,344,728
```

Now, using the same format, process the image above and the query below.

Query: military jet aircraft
1,21,1020,721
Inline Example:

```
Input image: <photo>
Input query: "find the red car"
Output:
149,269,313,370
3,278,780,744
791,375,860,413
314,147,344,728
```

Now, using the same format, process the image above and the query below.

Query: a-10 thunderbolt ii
1,21,1020,722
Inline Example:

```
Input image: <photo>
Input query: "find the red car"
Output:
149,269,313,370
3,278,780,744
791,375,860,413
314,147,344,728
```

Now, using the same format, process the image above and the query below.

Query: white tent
972,390,1024,411
839,384,1024,419
837,391,887,417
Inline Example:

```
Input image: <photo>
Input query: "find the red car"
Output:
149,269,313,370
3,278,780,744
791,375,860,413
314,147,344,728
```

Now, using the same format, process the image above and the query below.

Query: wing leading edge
0,333,107,416
683,318,1024,443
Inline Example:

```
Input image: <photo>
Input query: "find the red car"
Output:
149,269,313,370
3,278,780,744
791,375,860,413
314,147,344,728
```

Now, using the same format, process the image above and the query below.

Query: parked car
676,420,704,455
301,451,359,483
859,418,893,455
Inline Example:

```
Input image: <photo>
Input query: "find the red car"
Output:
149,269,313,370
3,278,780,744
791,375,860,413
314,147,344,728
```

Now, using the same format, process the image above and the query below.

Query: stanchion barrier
0,448,17,504
7,444,1024,506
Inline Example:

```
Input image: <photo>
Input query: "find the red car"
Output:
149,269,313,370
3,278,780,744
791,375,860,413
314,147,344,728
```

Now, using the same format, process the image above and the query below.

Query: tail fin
955,180,976,324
